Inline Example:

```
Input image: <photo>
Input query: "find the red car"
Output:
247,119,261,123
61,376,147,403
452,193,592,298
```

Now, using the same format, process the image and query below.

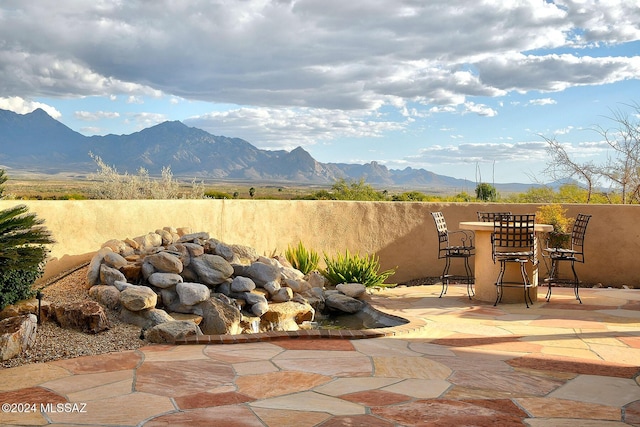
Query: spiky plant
322,250,395,288
285,241,320,275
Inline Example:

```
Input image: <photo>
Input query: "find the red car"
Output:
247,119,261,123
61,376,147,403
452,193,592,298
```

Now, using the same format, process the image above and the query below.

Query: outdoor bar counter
459,221,553,304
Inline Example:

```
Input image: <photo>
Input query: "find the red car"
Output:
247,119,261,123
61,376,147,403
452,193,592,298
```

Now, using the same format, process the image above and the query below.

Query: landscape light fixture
36,290,44,324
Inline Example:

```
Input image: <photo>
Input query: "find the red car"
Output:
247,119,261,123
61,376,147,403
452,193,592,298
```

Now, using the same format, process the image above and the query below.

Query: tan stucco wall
1,200,637,287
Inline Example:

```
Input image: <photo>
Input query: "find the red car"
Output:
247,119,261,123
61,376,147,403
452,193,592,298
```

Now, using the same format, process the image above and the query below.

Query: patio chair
431,212,475,299
477,211,512,222
492,214,536,308
543,213,592,304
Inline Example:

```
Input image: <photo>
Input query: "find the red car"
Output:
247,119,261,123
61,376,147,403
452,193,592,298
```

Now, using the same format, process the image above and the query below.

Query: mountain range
0,108,528,191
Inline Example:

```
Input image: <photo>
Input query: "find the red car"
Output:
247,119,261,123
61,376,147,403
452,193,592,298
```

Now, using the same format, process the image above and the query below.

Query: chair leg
546,259,558,302
439,257,451,298
494,261,506,306
570,260,582,304
519,261,532,309
463,256,474,300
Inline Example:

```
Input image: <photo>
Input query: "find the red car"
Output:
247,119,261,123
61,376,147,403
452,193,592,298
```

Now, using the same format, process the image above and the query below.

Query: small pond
304,303,409,330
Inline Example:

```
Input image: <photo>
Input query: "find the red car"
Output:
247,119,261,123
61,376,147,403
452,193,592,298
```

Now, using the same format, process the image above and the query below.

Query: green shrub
204,190,233,199
0,204,54,310
322,250,396,288
285,241,319,275
0,268,44,310
536,204,574,248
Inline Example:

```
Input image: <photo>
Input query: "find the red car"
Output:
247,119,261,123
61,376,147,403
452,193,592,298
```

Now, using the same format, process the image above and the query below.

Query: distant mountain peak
0,107,482,189
156,120,189,129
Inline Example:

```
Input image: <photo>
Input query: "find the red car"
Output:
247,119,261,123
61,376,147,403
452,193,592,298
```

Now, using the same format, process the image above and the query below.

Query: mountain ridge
0,108,505,190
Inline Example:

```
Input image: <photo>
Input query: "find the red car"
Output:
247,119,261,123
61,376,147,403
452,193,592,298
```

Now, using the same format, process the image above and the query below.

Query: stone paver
1,285,639,426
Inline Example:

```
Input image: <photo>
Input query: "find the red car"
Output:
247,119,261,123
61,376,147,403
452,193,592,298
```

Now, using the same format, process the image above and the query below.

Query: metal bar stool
543,213,591,304
477,211,512,222
492,214,536,308
431,212,475,299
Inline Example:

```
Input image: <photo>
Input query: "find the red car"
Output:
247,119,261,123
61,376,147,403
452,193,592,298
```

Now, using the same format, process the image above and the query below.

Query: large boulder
190,254,234,286
230,244,258,264
325,293,365,314
246,261,281,286
148,272,183,289
53,301,110,333
231,276,256,293
306,271,329,288
86,247,113,287
102,251,129,269
100,264,127,286
155,229,175,246
120,307,174,330
145,320,202,344
176,282,210,306
0,314,37,361
283,278,311,293
133,232,163,252
88,285,122,310
196,296,242,335
263,280,281,295
101,239,127,254
260,301,314,331
337,283,367,299
251,301,270,317
145,252,183,274
120,286,157,311
213,242,235,262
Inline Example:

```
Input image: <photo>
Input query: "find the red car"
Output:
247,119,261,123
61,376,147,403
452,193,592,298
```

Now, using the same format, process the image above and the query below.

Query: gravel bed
1,266,149,369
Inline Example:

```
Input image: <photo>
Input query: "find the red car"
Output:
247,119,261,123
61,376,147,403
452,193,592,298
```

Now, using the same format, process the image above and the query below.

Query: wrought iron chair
492,214,537,308
477,211,512,222
543,213,591,304
431,212,475,299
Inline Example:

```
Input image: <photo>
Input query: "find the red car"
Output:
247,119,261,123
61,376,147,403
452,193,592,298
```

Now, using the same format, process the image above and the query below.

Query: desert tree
475,182,497,201
541,102,640,204
594,104,640,204
540,136,599,203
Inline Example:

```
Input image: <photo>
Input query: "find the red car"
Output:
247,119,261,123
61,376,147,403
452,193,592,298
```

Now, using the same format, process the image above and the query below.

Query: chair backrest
492,214,536,259
431,212,449,258
570,213,591,262
477,211,512,222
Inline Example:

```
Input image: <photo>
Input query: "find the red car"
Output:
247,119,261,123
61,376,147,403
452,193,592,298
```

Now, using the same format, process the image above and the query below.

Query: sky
1,1,640,184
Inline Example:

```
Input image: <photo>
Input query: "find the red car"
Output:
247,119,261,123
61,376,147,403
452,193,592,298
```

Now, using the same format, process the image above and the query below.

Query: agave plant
322,250,395,288
285,241,320,275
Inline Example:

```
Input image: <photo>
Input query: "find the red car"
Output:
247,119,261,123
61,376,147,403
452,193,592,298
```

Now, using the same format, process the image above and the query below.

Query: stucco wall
1,200,637,287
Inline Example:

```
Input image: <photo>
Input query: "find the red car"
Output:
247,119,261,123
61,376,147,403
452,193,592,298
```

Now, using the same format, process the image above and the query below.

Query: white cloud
127,96,144,104
185,107,407,149
0,96,62,118
74,110,120,121
462,102,498,117
0,1,637,112
527,98,557,106
409,141,549,165
125,112,168,129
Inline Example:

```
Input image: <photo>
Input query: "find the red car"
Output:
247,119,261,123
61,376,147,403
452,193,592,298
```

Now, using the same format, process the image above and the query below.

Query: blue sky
1,1,639,184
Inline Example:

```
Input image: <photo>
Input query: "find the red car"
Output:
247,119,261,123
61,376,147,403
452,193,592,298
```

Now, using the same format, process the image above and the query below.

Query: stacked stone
85,227,347,343
0,227,373,358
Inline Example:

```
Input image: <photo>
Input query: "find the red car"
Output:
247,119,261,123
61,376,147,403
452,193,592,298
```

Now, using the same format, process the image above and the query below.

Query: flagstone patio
1,285,639,426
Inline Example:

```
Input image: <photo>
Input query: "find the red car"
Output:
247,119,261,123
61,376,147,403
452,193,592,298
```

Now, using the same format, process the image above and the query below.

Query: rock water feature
86,227,401,344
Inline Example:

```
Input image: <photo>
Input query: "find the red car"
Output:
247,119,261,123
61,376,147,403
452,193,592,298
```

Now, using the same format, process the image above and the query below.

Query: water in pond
304,304,409,330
